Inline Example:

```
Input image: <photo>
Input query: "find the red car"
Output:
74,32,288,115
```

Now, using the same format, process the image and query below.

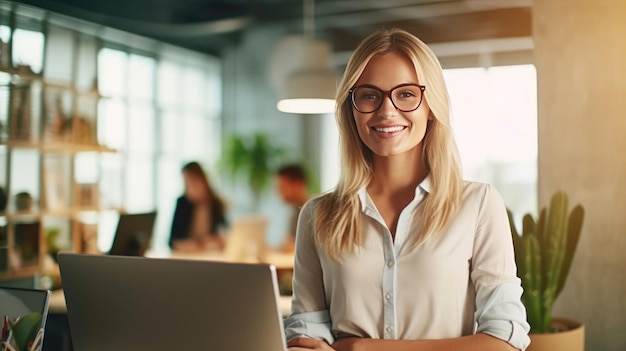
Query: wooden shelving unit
0,5,122,282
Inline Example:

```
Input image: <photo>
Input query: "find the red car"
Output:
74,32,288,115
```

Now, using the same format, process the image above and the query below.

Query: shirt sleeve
471,184,531,351
283,199,335,344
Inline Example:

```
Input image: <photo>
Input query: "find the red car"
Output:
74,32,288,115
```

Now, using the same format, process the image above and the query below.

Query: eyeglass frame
348,83,427,113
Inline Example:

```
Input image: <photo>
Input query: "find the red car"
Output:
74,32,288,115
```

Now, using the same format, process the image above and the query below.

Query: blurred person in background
275,163,309,253
169,161,228,253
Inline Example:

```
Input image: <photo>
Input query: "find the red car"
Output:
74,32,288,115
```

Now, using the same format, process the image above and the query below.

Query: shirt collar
358,174,432,212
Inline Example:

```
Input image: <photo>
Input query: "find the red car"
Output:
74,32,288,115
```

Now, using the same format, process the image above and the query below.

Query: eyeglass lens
351,84,425,113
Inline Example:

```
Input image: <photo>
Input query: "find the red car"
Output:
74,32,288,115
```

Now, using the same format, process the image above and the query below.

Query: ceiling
14,0,532,57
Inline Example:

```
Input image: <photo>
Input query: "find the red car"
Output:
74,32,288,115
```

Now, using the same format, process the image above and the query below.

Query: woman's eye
361,92,379,100
396,90,416,98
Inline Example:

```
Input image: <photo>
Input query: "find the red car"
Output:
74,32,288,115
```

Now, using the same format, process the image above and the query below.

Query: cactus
507,191,584,333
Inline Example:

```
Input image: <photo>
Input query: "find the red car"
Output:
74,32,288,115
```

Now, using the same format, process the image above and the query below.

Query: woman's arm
332,333,518,351
288,337,335,350
284,199,335,345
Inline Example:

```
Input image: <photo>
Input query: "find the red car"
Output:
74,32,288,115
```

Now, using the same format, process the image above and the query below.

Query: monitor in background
57,252,287,351
223,214,268,263
107,211,157,256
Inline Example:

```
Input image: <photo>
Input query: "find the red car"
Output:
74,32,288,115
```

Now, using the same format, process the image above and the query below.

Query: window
96,47,222,253
445,64,537,218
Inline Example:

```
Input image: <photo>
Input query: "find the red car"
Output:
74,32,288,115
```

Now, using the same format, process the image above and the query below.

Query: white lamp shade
273,37,337,114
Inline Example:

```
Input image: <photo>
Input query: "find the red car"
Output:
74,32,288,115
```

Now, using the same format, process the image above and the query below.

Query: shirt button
385,293,391,300
386,326,392,333
387,260,393,267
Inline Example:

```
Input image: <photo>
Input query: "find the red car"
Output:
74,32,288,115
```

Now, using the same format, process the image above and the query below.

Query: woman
284,28,530,351
169,161,228,252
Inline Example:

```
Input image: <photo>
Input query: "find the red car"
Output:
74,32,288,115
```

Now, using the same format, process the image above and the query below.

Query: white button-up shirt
284,179,531,350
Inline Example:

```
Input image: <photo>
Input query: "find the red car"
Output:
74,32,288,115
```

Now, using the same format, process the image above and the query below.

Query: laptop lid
57,252,287,351
224,214,268,263
107,211,157,256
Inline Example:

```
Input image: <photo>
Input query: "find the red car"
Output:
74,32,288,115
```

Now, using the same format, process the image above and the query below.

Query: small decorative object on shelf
14,193,32,212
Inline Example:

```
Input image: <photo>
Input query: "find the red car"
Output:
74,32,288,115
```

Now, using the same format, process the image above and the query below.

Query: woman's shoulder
461,180,506,207
300,193,325,213
299,191,342,221
462,179,499,192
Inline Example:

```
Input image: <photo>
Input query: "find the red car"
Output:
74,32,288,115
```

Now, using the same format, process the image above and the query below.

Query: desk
50,289,293,317
150,249,295,270
49,289,293,317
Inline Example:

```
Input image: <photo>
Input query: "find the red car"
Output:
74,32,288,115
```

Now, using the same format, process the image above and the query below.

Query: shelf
1,207,123,220
0,140,117,153
0,66,44,82
41,142,117,154
0,265,42,280
0,212,40,222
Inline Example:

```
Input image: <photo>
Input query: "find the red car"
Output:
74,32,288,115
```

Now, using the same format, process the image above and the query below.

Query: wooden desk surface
49,289,293,317
149,249,295,269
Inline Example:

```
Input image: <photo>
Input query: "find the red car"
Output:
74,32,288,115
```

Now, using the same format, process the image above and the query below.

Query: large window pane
97,48,127,97
183,66,205,107
181,114,208,160
12,29,44,74
43,26,74,83
157,61,182,105
100,153,123,208
9,149,39,212
125,159,154,212
128,54,155,101
128,103,155,156
97,99,126,150
444,64,537,218
0,72,10,141
160,111,178,155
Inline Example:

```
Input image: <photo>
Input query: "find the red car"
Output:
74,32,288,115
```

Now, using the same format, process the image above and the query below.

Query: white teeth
374,126,404,133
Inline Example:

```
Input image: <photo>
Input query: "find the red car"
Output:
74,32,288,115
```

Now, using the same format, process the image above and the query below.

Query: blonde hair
313,27,463,260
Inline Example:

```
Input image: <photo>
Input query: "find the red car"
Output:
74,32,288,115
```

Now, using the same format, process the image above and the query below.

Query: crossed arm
288,333,518,351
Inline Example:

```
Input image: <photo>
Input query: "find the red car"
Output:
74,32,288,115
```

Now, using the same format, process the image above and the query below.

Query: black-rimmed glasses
349,83,426,113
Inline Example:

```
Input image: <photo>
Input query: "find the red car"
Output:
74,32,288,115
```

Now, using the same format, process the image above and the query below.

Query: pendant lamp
276,0,337,114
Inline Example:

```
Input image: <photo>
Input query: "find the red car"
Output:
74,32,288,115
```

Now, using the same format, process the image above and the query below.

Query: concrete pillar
534,1,626,350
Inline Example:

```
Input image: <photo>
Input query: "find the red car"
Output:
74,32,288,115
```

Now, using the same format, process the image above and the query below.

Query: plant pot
528,317,584,351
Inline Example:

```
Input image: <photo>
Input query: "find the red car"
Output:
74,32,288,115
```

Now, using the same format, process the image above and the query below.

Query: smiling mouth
373,126,406,133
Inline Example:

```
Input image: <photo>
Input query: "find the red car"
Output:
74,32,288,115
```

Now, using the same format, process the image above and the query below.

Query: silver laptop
57,252,287,351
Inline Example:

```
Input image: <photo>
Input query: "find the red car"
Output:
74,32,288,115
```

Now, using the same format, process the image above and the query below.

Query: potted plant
2,312,45,351
507,191,585,351
219,132,287,210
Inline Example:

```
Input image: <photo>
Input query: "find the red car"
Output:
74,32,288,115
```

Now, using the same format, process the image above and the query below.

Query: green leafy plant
507,191,584,333
45,227,62,262
220,132,286,209
5,312,43,351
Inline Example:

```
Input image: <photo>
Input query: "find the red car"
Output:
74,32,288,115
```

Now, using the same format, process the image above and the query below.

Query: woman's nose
378,96,397,117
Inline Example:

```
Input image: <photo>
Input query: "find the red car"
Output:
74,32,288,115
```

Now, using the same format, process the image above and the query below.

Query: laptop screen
107,211,157,256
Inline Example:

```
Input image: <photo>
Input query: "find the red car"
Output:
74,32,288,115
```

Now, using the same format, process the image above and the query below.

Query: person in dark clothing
275,164,309,253
169,161,228,252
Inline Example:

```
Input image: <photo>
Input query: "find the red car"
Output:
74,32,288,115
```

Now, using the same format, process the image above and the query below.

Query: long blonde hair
313,28,463,261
